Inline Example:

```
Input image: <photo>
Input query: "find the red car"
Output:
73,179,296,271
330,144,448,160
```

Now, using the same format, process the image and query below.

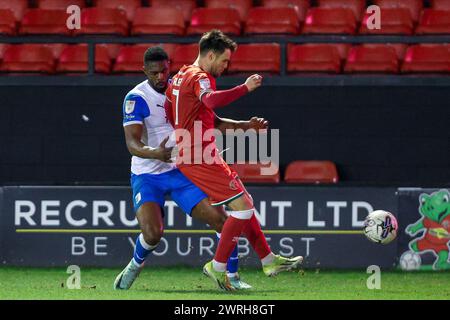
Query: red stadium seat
245,7,300,35
333,44,352,60
0,9,16,35
45,44,68,59
0,43,9,60
57,44,111,74
187,8,241,35
156,43,177,58
113,44,175,73
344,45,399,73
262,0,310,22
100,44,122,60
291,43,350,60
75,8,129,36
113,44,156,73
287,44,341,73
374,0,423,23
37,0,86,9
363,43,408,60
131,8,185,35
230,162,280,184
170,44,199,73
0,44,55,74
359,8,414,34
431,0,450,10
151,0,196,23
317,0,366,21
205,0,252,21
228,44,280,74
19,9,72,35
401,45,450,73
303,8,357,34
94,0,141,21
0,0,27,21
284,160,339,184
416,9,450,34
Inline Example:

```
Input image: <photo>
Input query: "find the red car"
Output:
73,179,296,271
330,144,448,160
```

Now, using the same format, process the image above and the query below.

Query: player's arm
123,125,172,162
122,94,172,162
200,74,263,109
214,114,269,133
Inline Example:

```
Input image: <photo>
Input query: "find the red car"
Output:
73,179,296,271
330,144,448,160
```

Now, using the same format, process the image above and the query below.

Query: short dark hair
199,29,237,56
144,46,169,65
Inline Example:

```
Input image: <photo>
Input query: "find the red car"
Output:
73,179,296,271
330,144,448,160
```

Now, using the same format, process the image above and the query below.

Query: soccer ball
363,210,398,244
399,251,421,271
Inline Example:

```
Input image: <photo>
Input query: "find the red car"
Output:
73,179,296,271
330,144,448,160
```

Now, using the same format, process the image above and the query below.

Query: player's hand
248,117,269,131
154,136,173,162
244,74,263,92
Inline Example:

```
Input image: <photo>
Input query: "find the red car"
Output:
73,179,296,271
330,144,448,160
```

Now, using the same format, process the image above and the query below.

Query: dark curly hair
144,46,169,66
199,29,237,57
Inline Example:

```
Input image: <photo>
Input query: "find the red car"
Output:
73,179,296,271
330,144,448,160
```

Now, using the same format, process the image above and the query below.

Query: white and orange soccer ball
363,210,398,244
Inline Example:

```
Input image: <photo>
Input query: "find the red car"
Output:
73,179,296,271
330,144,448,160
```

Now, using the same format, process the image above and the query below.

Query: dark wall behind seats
0,85,449,185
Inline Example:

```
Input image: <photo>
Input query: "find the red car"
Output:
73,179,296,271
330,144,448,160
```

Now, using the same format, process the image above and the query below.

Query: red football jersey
165,65,217,164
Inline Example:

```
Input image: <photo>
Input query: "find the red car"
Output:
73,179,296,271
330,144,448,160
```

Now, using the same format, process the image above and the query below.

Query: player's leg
134,202,164,265
114,174,166,290
170,169,251,289
222,183,303,277
178,162,301,289
216,229,252,290
114,202,164,290
191,198,252,289
209,191,254,272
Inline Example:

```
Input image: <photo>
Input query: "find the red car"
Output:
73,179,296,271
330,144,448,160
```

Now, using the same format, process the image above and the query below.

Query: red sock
242,214,271,260
214,210,253,264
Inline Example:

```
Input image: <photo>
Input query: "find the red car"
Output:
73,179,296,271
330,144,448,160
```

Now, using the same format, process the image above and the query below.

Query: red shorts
417,237,449,252
178,156,245,206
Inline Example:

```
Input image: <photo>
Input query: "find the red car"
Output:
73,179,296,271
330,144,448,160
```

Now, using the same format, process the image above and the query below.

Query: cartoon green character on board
406,189,450,270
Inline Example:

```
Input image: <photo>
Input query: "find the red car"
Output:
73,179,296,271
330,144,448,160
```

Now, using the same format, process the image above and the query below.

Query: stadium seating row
0,0,449,35
0,43,448,74
3,0,450,21
231,160,339,184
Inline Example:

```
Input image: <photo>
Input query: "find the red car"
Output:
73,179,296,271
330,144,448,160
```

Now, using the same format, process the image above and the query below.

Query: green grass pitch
1,266,449,300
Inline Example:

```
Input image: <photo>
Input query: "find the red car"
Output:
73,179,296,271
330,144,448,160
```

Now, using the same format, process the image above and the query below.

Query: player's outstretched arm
123,124,173,162
201,74,263,110
214,114,269,133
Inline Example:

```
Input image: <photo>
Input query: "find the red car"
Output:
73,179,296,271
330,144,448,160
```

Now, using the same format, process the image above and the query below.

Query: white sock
227,272,238,278
212,259,227,272
261,252,276,266
131,258,142,268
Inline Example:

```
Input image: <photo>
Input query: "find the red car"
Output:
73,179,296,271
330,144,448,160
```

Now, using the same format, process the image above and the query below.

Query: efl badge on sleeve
125,100,136,114
199,78,211,91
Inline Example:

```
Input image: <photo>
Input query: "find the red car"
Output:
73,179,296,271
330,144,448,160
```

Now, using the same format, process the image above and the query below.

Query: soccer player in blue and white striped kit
114,46,269,291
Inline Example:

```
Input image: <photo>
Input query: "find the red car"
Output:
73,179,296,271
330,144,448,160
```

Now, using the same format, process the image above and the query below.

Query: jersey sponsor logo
125,100,136,114
199,78,211,91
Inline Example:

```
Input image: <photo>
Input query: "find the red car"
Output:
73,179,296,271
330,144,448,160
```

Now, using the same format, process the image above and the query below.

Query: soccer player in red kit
165,30,303,290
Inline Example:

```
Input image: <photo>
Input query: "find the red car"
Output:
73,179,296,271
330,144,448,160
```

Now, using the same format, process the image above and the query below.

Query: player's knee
142,233,161,247
211,214,227,233
141,226,163,246
229,193,254,210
